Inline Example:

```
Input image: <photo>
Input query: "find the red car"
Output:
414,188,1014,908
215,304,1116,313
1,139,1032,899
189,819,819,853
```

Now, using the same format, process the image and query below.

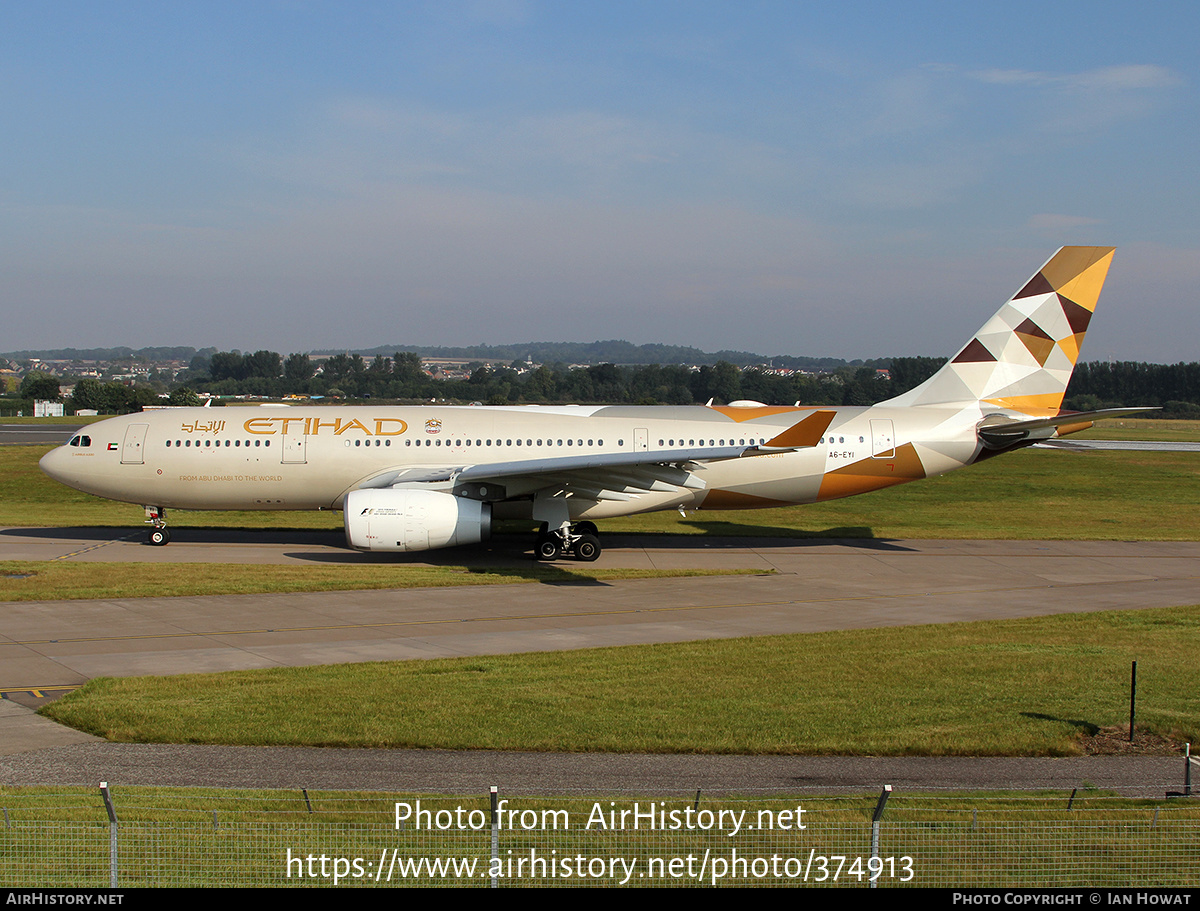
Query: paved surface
1037,439,1200,452
0,423,81,445
2,531,1197,791
0,739,1190,797
4,533,1198,693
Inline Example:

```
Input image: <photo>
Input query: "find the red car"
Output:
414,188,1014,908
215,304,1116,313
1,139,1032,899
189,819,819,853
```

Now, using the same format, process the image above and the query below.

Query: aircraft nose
39,444,76,486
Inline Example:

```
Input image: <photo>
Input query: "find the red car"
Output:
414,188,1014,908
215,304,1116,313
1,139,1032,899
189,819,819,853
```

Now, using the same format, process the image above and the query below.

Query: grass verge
41,605,1200,755
1077,418,1200,442
2,785,1192,822
0,561,760,602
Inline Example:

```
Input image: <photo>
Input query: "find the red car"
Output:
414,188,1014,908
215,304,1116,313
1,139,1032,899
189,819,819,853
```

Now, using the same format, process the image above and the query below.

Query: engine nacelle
344,489,492,553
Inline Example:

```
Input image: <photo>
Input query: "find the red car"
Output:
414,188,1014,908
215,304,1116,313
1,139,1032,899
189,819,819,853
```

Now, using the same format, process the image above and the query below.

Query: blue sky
2,1,1196,360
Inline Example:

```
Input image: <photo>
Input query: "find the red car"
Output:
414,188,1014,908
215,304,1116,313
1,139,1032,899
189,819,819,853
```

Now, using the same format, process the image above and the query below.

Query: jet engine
343,489,491,553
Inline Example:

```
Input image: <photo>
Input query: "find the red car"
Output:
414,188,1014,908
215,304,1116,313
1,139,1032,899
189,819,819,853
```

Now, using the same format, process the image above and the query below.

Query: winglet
763,410,837,449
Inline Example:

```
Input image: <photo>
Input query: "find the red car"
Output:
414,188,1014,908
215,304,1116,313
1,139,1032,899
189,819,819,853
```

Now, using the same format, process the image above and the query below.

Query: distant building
34,400,65,417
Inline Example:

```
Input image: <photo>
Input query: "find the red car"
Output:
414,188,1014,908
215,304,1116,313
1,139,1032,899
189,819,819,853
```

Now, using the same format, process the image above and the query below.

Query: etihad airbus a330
41,247,1143,561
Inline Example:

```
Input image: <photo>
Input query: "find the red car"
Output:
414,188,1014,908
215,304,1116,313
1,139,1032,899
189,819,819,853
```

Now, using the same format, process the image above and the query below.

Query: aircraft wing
353,445,745,488
351,410,837,498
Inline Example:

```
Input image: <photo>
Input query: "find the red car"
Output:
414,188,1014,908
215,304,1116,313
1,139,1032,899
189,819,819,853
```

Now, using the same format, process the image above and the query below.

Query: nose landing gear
145,506,171,546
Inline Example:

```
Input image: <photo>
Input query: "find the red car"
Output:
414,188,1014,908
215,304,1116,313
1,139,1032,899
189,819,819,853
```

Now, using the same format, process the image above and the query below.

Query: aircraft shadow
2,526,137,542
492,518,914,552
285,540,616,585
1,526,616,585
609,524,916,552
4,524,916,555
1,526,345,547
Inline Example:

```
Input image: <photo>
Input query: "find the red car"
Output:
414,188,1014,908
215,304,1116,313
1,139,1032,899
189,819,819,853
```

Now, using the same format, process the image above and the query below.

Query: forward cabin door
634,428,649,451
121,424,148,464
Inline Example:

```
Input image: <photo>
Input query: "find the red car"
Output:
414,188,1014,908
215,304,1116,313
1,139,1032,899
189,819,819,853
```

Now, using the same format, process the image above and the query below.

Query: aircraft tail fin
884,246,1116,415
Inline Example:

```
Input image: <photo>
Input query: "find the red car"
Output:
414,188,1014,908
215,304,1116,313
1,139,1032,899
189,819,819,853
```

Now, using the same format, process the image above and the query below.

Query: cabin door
282,426,307,463
121,424,148,464
870,420,895,458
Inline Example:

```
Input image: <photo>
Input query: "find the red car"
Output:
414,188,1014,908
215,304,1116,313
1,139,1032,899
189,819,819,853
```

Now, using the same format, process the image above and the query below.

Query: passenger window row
156,434,804,451
404,438,614,448
165,439,272,448
658,438,763,446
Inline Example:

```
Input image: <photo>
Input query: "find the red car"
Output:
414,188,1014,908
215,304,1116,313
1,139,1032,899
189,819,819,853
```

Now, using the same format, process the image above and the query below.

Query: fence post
99,782,118,889
869,785,892,889
490,786,499,889
1129,660,1137,742
1186,743,1193,798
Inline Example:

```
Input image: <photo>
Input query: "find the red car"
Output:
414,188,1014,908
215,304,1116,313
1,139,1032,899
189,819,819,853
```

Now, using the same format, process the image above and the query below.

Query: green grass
41,605,1200,755
0,560,757,601
3,784,1192,823
1079,417,1200,442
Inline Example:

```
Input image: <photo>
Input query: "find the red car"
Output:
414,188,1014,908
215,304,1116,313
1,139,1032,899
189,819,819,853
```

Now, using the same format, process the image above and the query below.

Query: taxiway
4,530,1197,694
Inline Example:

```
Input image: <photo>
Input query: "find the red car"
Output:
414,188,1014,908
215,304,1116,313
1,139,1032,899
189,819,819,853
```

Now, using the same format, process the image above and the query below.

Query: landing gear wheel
575,521,598,538
536,536,562,561
573,534,601,562
148,528,171,546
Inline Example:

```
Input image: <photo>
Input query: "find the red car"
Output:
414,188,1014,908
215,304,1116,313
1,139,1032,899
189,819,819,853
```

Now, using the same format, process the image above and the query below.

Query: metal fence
2,786,1198,888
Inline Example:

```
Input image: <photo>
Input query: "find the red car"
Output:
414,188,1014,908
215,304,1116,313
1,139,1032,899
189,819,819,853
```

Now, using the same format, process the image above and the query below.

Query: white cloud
971,64,1180,90
1066,65,1181,91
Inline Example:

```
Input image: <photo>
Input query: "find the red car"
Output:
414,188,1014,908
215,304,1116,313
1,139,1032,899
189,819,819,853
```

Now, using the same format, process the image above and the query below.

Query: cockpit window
68,435,92,448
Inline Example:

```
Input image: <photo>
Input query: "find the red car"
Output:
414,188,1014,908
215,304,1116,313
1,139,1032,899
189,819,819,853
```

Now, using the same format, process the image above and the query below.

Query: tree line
184,351,937,408
8,354,1200,417
1065,361,1200,416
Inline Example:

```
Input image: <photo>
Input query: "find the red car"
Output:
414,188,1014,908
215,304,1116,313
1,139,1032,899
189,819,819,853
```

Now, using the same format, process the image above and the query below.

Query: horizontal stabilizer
978,407,1159,448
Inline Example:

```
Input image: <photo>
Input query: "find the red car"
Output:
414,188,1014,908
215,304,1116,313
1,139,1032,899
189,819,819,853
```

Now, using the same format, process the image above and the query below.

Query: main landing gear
145,506,171,546
535,521,602,562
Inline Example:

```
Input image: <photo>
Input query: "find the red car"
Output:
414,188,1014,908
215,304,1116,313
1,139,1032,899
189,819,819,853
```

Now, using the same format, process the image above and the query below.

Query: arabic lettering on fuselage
180,420,227,434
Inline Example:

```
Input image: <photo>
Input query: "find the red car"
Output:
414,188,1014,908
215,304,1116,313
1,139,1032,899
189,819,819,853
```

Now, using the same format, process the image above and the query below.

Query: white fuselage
39,402,984,521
